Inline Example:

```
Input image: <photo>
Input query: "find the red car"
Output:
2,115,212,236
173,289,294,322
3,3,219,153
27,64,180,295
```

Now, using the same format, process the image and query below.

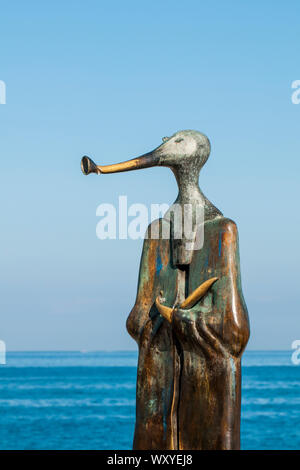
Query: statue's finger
180,277,218,309
155,297,173,323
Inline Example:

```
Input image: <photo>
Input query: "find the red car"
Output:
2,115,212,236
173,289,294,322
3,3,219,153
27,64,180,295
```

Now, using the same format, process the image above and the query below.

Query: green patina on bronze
82,130,250,450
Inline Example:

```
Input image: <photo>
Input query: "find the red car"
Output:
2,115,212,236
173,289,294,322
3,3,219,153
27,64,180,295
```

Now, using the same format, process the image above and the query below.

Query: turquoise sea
0,351,299,450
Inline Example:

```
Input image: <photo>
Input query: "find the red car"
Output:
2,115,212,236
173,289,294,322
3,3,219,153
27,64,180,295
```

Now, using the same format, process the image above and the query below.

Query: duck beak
81,150,161,176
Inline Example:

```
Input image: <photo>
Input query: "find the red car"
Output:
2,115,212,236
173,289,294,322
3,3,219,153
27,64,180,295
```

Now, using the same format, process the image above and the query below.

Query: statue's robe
126,216,249,450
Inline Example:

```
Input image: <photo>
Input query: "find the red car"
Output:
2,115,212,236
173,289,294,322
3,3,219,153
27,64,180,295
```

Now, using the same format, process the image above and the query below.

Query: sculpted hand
155,277,235,358
172,303,229,358
155,277,218,323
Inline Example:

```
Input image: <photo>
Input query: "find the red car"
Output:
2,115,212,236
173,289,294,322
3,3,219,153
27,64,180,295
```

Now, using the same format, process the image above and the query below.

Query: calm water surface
0,351,299,450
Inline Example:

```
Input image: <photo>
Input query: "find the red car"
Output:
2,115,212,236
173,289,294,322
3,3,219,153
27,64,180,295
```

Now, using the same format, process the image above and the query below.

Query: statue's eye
175,138,184,143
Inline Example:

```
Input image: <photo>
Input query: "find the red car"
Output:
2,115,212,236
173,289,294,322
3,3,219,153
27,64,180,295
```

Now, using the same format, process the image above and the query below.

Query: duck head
81,129,221,266
81,130,210,177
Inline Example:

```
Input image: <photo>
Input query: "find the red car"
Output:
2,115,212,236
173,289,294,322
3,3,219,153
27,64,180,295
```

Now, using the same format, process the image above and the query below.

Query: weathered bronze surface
81,130,250,450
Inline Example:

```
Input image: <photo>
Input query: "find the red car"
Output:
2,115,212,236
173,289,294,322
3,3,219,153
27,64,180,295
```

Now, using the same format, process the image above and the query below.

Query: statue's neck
171,164,222,220
166,164,222,266
172,165,203,205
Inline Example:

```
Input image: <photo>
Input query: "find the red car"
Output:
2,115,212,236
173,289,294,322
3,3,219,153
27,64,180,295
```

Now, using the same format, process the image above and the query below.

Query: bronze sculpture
81,130,249,450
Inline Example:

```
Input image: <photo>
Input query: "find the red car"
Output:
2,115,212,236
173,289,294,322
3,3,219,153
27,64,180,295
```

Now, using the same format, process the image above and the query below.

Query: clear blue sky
0,0,299,350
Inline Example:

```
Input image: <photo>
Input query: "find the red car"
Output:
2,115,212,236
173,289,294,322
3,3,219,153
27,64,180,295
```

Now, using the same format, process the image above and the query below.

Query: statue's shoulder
144,217,170,241
205,216,238,238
